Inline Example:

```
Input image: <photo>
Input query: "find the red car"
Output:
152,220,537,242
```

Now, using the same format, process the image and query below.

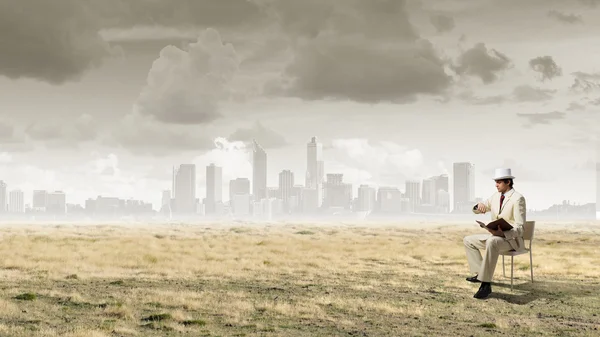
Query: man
463,168,527,299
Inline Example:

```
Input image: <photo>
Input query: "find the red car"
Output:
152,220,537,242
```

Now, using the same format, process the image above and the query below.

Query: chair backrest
523,221,535,241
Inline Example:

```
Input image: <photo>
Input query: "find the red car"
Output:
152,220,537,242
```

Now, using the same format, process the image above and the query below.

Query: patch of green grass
15,292,37,301
141,313,172,322
295,230,315,235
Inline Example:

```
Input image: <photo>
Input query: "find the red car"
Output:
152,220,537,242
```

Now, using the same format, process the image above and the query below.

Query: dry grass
0,221,599,336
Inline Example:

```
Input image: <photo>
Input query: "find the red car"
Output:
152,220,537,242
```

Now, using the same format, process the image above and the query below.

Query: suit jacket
472,188,527,252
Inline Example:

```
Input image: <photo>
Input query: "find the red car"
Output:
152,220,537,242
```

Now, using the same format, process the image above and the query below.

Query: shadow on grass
487,279,600,305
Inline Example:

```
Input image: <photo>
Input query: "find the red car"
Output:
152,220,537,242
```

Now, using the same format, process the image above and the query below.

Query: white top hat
493,168,515,180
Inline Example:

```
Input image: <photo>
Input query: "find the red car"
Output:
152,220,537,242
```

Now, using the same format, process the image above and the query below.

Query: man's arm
472,195,492,214
504,196,526,240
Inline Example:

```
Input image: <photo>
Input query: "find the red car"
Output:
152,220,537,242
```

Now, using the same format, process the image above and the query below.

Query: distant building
252,140,267,201
453,162,475,213
8,190,25,213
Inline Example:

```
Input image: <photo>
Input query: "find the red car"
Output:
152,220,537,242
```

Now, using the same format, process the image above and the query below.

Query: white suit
463,188,527,282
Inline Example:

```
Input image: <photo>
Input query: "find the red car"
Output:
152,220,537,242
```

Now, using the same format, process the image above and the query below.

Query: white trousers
463,234,513,282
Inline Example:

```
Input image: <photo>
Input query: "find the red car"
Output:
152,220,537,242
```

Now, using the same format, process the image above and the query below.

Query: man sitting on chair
463,168,527,299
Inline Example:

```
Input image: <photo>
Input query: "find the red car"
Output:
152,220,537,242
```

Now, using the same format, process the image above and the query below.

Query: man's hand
476,202,487,213
486,226,504,237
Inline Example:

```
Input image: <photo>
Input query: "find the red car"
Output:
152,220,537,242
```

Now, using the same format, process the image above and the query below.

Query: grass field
0,221,599,336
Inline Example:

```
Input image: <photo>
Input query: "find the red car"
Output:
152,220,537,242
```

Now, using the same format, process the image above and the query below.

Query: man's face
495,180,509,193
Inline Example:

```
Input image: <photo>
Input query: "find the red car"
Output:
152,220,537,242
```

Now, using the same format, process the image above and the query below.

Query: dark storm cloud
258,0,452,103
92,0,266,31
429,14,455,33
516,111,566,126
0,0,111,84
135,29,239,125
228,121,288,149
547,10,583,24
529,56,562,81
451,43,512,84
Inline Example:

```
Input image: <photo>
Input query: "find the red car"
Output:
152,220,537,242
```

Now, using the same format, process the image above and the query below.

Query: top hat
493,168,515,180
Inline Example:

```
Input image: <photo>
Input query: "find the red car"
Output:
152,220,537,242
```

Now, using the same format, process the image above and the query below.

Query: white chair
501,220,535,291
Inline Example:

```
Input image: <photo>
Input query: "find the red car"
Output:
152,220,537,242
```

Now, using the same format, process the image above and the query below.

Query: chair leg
510,256,514,292
502,255,505,277
530,250,534,282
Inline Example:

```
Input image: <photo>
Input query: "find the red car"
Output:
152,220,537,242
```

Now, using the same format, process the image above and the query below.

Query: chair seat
501,248,529,256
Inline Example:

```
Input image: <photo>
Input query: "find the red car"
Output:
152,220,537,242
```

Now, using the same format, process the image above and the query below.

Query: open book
476,218,514,231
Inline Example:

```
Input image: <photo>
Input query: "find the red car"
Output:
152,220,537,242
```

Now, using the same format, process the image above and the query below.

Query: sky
0,0,599,211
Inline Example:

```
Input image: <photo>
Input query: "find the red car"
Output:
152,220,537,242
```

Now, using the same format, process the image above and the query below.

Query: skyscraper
252,140,267,201
405,180,421,212
278,170,294,211
206,163,223,214
453,162,475,213
8,190,24,213
173,164,196,214
0,181,6,213
306,137,324,188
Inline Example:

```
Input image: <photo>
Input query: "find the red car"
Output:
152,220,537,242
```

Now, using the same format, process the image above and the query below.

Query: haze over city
1,0,599,219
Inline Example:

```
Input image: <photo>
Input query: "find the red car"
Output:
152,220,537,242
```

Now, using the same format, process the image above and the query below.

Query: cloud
108,113,215,156
0,121,30,151
0,0,111,84
516,111,566,127
547,10,583,24
512,85,555,102
192,137,253,188
570,72,600,93
259,0,452,103
88,153,120,177
429,14,455,33
529,56,562,81
483,158,551,182
451,43,512,84
459,85,555,105
93,0,266,33
228,121,288,149
567,102,586,111
135,28,239,124
24,114,97,146
327,139,425,186
579,0,600,7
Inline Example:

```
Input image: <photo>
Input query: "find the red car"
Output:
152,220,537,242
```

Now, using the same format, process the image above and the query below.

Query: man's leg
478,236,513,282
463,234,489,276
473,236,513,299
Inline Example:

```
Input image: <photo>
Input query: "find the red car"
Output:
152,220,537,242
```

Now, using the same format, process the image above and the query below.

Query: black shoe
466,275,481,283
474,283,492,299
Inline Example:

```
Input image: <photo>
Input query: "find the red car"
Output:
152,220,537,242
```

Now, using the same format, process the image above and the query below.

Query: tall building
0,181,6,213
173,164,196,214
206,163,223,214
357,185,376,212
32,190,47,211
161,190,171,207
405,180,421,212
278,170,294,211
377,187,403,213
421,178,435,206
8,190,24,213
230,178,250,200
323,174,352,209
252,140,267,201
453,162,475,213
46,191,66,214
306,137,325,188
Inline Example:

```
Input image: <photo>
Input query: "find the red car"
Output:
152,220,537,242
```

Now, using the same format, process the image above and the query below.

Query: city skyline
0,135,595,215
0,0,598,214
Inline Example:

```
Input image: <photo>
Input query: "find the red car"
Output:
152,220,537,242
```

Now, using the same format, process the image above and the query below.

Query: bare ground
0,221,599,336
